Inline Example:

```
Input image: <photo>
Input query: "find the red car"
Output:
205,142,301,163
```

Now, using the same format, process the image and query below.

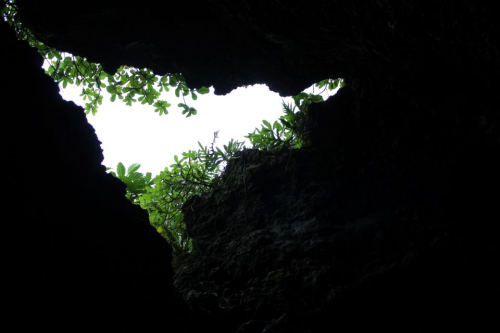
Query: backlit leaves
246,78,345,150
109,137,245,255
1,0,209,116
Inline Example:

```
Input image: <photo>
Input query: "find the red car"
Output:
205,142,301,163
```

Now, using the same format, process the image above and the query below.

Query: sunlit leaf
117,162,126,178
127,163,141,174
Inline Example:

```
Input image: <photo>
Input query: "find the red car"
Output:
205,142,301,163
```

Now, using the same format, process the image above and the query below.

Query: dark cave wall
1,20,196,331
175,87,500,332
16,1,499,96
4,1,500,332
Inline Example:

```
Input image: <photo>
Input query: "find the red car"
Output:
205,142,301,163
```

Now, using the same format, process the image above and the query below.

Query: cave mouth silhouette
2,1,499,332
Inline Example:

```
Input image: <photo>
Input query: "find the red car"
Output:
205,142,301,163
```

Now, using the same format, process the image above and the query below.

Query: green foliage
1,0,209,116
246,102,305,150
109,163,154,202
109,136,245,254
246,78,344,151
292,78,345,112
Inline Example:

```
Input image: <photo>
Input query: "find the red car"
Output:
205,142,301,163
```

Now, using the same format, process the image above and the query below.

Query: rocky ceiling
15,0,499,97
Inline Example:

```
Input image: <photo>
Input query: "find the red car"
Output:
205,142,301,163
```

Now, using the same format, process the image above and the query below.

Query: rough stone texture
6,1,500,332
175,88,500,332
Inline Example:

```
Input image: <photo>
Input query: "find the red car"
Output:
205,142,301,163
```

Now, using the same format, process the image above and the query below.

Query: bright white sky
54,60,337,177
58,82,297,177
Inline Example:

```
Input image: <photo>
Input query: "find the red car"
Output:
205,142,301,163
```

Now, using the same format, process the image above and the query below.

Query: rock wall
5,1,500,332
175,87,500,332
1,20,197,331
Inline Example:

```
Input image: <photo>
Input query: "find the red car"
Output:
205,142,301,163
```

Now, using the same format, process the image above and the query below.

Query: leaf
129,172,143,181
127,163,141,175
169,76,178,87
273,121,283,131
117,162,126,178
154,100,171,115
99,71,108,81
311,95,324,103
196,86,210,94
328,80,339,90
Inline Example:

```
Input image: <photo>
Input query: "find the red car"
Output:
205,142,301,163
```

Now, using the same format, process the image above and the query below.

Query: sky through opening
50,59,337,177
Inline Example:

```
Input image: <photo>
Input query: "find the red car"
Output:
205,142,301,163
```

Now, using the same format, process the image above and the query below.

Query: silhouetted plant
246,78,344,150
1,0,209,116
109,137,245,254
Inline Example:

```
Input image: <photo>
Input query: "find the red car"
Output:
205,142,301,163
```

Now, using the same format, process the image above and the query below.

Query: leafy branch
246,78,345,151
108,163,154,203
108,135,245,254
1,0,209,116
